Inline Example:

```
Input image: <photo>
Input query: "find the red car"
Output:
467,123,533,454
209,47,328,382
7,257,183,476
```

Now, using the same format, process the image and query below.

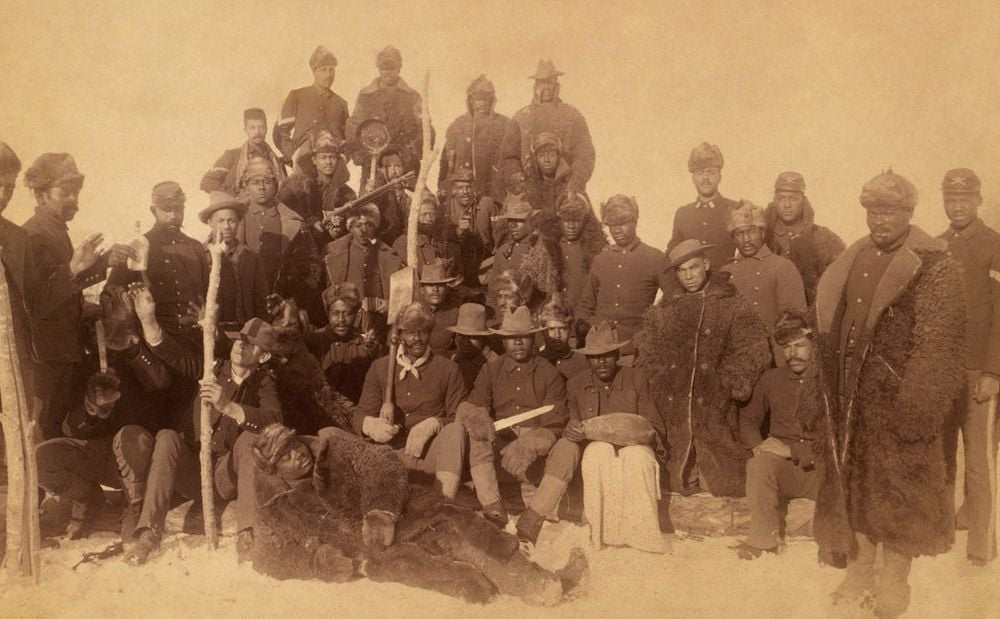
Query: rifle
326,171,415,220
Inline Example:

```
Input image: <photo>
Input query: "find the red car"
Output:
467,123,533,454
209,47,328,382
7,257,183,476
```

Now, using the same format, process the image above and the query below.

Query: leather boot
875,548,912,618
516,507,545,544
832,532,877,605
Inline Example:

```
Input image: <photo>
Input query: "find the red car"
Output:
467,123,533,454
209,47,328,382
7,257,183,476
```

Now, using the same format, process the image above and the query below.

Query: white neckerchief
397,347,431,381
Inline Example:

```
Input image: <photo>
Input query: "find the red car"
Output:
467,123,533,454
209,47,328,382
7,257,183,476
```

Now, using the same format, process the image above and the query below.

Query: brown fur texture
634,271,770,496
763,197,845,305
808,227,965,558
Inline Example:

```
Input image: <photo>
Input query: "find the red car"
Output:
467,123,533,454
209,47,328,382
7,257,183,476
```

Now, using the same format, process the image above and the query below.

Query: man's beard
543,335,570,357
417,222,436,236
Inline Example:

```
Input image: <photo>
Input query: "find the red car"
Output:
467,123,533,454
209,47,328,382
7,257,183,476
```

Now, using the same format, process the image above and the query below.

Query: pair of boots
832,533,912,618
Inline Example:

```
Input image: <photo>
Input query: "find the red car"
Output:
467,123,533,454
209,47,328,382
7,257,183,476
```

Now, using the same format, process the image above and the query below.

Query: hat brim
419,276,459,285
665,244,715,270
578,340,630,356
447,326,491,337
199,201,247,223
488,325,547,337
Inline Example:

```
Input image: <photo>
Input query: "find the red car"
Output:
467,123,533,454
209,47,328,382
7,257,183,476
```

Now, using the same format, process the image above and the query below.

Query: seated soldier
302,282,380,406
249,423,588,605
735,310,819,559
277,130,356,244
323,203,403,339
123,286,282,565
563,322,666,553
448,303,499,392
417,260,462,356
454,306,574,542
348,304,469,500
392,190,460,270
537,299,588,381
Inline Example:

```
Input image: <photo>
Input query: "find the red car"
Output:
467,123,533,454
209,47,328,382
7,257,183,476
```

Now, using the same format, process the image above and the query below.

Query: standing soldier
500,60,595,198
555,193,605,313
937,168,1000,566
237,156,304,292
439,75,511,203
810,171,965,616
575,195,668,343
200,108,285,196
763,171,844,305
667,143,740,268
635,239,770,497
23,153,112,439
345,46,430,184
721,200,806,335
273,46,349,166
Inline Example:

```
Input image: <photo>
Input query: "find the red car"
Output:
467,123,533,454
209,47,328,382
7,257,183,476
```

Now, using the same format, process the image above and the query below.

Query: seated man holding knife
454,305,573,543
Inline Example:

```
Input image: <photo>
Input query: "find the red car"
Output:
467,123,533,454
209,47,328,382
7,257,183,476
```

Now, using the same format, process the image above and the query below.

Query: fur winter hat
376,46,402,70
688,143,724,173
252,424,301,475
24,153,84,190
150,181,186,210
539,298,572,327
309,46,338,70
557,192,590,219
859,169,917,210
726,200,766,233
396,302,435,332
245,156,277,180
0,142,21,176
773,308,815,346
322,281,362,312
346,203,381,229
531,132,562,155
600,195,639,225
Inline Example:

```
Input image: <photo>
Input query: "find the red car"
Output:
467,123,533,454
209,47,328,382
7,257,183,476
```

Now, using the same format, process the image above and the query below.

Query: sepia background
1,0,998,252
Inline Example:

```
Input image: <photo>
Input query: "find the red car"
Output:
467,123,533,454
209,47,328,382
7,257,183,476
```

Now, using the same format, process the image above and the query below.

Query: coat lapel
815,237,868,334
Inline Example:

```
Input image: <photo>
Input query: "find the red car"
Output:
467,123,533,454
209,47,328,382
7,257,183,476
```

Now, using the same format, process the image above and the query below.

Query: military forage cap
243,108,266,123
688,143,724,173
0,142,21,175
726,200,766,233
24,153,84,190
601,194,639,225
859,169,918,210
774,171,805,193
151,181,186,210
309,45,338,70
376,45,402,70
941,168,981,194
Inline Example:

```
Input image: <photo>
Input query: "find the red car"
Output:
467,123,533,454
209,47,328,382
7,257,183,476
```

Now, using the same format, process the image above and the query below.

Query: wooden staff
199,241,224,549
0,267,41,582
380,70,442,424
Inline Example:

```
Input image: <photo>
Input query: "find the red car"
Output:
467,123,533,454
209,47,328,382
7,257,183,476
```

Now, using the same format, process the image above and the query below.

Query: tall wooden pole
200,241,224,549
0,268,40,582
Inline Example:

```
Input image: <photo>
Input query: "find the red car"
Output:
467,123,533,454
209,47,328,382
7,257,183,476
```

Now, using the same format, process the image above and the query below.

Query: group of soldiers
0,44,997,616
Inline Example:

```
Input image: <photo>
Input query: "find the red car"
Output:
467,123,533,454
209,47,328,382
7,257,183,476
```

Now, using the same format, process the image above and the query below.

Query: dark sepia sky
1,0,998,249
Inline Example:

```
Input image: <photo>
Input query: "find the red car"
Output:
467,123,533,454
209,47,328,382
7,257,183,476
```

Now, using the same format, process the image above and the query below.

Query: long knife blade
494,405,555,431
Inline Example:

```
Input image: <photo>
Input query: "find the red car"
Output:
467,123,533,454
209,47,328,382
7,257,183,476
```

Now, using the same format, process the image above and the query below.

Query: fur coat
634,271,770,497
805,226,965,558
763,197,845,305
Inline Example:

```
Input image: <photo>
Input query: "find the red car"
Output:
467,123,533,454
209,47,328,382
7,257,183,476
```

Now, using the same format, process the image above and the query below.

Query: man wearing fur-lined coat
634,239,770,497
804,171,965,617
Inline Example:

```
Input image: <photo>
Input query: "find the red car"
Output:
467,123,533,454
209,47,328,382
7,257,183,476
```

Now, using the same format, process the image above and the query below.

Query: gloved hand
404,417,443,459
974,374,999,403
456,403,496,442
362,509,397,550
562,420,586,443
500,439,536,479
515,427,557,455
363,416,400,444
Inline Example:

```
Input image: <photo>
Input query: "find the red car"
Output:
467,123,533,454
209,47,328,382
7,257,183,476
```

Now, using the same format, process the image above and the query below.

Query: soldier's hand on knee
404,417,442,458
563,421,586,443
363,416,400,444
500,440,534,478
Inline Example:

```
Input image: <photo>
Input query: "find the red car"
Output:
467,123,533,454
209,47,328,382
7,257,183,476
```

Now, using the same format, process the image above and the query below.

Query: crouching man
454,306,573,543
347,303,469,498
735,310,819,559
250,423,587,605
563,321,666,553
123,286,282,565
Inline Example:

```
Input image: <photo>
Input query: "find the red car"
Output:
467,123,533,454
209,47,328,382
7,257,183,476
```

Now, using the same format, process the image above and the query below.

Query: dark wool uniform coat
806,226,965,558
345,77,429,177
199,141,285,195
322,234,404,302
273,85,350,160
635,271,771,497
439,96,511,200
764,198,845,306
667,196,740,270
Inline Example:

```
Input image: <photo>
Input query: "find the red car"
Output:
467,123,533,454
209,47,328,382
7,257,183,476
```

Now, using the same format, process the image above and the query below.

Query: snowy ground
1,515,998,618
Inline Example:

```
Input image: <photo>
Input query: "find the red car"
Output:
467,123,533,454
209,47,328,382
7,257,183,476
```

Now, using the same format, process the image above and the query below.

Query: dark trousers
133,428,260,538
36,425,154,520
30,360,77,441
745,451,818,550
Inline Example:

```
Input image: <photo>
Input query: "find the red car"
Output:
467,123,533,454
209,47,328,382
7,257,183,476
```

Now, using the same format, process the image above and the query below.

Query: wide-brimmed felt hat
578,321,629,356
665,239,715,270
489,305,545,337
447,303,491,337
498,194,536,220
225,317,278,351
419,260,459,285
199,191,249,223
